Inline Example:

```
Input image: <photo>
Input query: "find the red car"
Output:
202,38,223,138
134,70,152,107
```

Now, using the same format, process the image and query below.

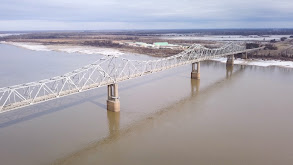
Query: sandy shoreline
1,41,293,68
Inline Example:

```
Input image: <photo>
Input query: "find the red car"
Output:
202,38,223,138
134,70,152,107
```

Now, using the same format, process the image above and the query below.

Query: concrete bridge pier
242,52,248,59
226,55,234,65
191,62,200,79
107,83,120,112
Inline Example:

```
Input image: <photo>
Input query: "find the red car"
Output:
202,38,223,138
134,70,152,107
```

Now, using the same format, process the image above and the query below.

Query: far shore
2,40,293,69
1,31,293,68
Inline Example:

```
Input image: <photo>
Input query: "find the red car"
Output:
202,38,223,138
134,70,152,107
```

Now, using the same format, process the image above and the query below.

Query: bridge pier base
107,83,120,112
191,62,200,79
226,55,234,65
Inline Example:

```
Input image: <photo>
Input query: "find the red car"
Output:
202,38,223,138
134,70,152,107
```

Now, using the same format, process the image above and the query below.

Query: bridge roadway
0,43,263,113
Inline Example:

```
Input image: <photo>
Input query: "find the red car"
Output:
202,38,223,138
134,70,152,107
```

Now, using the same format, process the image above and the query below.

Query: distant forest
1,29,293,38
111,29,293,36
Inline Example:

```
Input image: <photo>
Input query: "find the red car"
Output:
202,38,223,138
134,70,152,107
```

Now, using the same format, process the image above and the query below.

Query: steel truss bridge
0,42,262,113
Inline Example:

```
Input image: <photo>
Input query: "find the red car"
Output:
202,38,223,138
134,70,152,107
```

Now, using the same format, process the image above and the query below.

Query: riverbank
1,41,293,68
1,31,293,59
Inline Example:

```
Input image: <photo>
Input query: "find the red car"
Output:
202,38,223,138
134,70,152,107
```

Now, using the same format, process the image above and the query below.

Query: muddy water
0,44,293,165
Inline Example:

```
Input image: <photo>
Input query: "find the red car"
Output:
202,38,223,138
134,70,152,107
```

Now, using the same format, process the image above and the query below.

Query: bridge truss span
0,42,257,113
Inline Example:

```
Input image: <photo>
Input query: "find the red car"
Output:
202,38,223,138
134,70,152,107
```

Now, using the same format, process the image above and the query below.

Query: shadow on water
0,66,185,128
54,64,246,165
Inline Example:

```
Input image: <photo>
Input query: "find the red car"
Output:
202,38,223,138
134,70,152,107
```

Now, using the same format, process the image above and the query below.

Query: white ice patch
2,42,124,56
0,33,24,37
211,58,293,68
50,45,124,56
3,42,51,51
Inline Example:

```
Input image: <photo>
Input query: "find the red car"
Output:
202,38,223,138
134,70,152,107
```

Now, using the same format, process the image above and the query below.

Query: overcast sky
0,0,292,31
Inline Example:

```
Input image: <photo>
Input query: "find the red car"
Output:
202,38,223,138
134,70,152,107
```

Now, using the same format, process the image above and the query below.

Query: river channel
0,43,293,165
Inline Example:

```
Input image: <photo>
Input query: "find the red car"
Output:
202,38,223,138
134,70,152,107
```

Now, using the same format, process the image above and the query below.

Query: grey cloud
0,0,292,30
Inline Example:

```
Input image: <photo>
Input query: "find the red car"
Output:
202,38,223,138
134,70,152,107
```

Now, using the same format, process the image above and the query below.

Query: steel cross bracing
0,42,259,113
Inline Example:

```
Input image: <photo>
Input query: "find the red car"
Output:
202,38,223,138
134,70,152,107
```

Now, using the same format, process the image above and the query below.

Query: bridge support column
226,55,234,65
191,62,200,79
107,83,120,112
242,52,248,59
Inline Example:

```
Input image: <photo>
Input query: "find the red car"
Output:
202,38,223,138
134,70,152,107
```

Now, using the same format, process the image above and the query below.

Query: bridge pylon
226,55,234,66
191,62,200,79
107,83,120,112
242,52,248,59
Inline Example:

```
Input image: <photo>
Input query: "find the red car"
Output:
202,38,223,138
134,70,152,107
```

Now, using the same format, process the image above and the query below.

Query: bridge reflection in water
52,63,246,164
226,64,234,79
106,63,245,139
190,79,200,96
107,111,120,138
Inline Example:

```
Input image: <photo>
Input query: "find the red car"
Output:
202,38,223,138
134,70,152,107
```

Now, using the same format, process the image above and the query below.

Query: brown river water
0,44,293,165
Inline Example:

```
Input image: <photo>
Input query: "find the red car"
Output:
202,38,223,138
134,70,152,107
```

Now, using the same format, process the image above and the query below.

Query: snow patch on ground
1,41,124,56
0,33,25,37
50,45,124,56
2,41,51,51
211,57,293,68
